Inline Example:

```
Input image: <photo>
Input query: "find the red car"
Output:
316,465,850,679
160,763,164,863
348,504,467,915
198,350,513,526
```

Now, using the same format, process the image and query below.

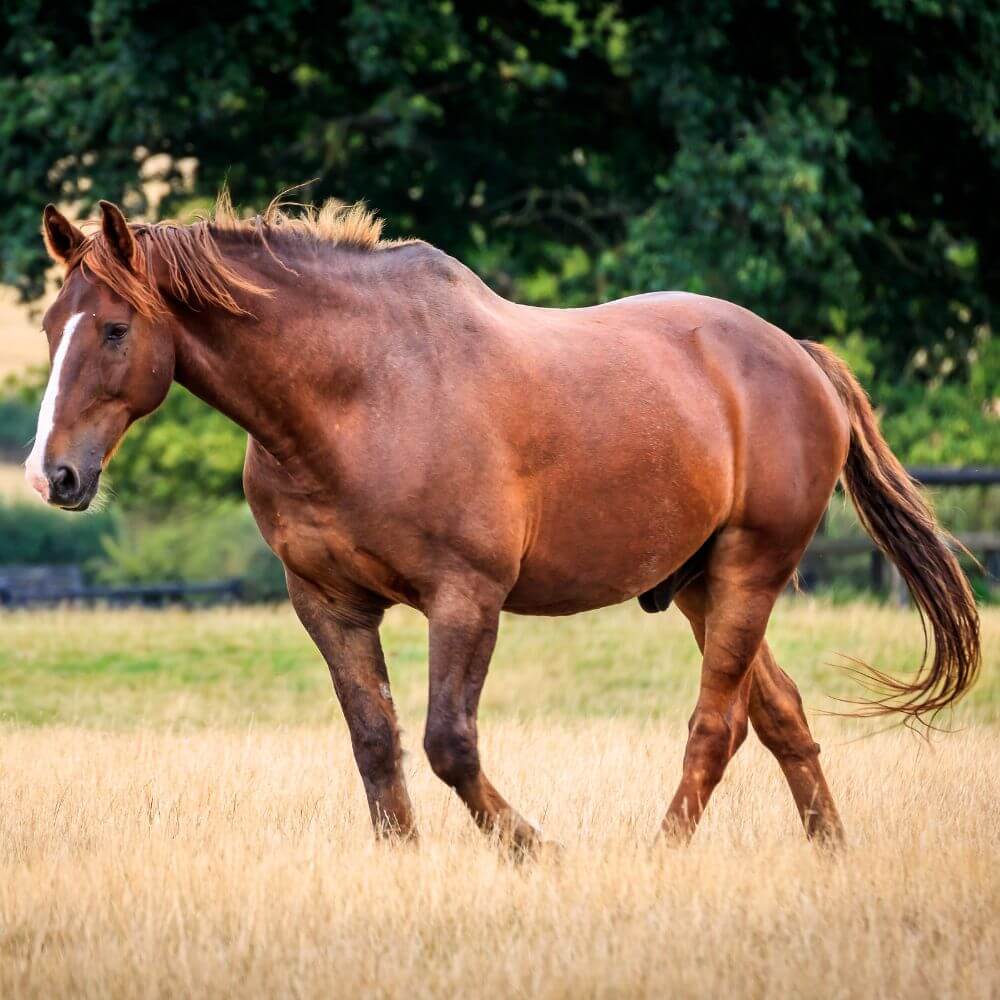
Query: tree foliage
1,0,996,486
0,500,113,567
104,386,248,511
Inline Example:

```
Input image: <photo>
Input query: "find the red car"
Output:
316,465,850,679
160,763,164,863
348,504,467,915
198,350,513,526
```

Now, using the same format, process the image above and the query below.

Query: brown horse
28,196,979,849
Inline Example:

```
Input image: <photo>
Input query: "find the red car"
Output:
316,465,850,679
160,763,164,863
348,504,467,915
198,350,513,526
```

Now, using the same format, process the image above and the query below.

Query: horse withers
27,196,980,849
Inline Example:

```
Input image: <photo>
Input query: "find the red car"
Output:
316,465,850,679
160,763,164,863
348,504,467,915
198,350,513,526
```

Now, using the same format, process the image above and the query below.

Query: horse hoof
532,839,565,864
508,833,563,864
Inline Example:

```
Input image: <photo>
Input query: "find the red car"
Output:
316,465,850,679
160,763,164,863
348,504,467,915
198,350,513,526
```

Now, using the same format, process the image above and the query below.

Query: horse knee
424,720,478,788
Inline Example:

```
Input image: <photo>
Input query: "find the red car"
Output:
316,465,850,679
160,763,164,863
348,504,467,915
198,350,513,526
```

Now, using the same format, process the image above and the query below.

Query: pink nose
25,467,50,501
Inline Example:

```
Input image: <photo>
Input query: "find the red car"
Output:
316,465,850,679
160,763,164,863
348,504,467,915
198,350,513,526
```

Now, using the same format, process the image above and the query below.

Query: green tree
105,386,247,510
2,0,995,477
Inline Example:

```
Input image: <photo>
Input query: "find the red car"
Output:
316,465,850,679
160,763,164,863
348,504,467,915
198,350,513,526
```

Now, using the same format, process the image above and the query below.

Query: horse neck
167,252,361,469
167,239,503,468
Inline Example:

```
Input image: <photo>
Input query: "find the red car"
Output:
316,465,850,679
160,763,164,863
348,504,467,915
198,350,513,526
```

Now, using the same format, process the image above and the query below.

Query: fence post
889,563,909,606
986,546,999,595
869,550,884,593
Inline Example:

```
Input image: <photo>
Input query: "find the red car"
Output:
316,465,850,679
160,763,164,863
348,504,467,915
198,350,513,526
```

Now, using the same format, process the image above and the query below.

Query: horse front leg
286,572,416,840
423,580,544,852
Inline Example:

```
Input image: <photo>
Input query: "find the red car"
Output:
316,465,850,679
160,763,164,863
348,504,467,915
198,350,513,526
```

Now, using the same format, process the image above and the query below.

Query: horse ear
98,200,136,268
41,205,84,266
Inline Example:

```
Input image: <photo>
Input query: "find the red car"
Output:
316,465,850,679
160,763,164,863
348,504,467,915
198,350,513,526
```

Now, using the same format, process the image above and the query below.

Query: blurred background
1,1,996,606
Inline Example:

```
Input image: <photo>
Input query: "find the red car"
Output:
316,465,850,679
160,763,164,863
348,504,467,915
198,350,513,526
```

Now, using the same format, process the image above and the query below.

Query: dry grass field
2,600,998,998
0,287,47,378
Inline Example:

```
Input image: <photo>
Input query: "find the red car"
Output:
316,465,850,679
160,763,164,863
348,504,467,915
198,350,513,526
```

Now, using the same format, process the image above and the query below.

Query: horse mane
66,190,411,318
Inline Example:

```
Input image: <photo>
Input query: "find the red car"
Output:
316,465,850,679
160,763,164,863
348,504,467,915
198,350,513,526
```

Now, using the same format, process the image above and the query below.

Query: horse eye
104,322,129,342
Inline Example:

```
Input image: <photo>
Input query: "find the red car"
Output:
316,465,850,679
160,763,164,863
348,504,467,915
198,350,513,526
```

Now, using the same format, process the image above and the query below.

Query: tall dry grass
2,720,998,998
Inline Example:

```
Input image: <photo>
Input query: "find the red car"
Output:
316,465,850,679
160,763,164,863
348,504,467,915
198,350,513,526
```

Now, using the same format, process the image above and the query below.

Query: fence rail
907,467,1000,486
0,578,243,609
801,465,999,600
802,532,1000,602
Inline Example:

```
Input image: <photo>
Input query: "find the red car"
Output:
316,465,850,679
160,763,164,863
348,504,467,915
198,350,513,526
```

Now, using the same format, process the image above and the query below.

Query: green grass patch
0,598,996,730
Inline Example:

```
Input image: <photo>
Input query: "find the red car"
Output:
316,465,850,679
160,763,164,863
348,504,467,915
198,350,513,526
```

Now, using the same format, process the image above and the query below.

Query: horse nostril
51,464,79,496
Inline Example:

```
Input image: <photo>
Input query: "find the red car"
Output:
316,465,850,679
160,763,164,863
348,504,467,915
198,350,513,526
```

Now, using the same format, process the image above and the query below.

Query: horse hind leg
671,565,844,844
749,643,844,843
660,528,792,841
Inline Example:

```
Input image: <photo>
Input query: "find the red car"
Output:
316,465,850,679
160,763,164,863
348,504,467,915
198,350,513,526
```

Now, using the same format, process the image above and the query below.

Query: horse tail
799,340,981,722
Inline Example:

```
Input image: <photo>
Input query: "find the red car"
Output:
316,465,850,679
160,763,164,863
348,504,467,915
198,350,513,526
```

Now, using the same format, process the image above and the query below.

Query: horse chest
256,494,352,574
246,470,418,605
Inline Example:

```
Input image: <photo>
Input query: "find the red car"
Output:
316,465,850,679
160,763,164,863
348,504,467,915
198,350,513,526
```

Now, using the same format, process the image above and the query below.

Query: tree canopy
2,0,996,504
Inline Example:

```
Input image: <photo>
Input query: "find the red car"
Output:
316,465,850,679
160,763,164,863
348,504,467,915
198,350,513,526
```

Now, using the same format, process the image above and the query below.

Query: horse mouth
58,496,94,512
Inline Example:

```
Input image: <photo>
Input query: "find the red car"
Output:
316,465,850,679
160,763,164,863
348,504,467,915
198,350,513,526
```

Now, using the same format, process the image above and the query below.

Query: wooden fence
799,467,999,602
0,570,243,609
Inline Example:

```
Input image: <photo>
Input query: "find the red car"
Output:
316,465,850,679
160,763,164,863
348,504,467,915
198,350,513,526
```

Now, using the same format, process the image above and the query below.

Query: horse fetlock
370,802,418,842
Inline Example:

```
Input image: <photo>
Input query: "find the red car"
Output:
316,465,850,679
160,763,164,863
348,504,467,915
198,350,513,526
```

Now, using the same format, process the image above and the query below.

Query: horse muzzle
27,460,101,511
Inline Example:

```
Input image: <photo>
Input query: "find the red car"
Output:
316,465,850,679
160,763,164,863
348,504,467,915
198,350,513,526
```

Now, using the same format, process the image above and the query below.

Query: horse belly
503,467,723,616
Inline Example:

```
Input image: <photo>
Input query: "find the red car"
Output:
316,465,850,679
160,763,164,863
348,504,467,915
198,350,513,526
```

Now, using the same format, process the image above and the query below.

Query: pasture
2,599,998,998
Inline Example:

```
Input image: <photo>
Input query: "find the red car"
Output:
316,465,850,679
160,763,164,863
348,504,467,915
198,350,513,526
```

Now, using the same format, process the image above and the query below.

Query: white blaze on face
24,311,85,500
